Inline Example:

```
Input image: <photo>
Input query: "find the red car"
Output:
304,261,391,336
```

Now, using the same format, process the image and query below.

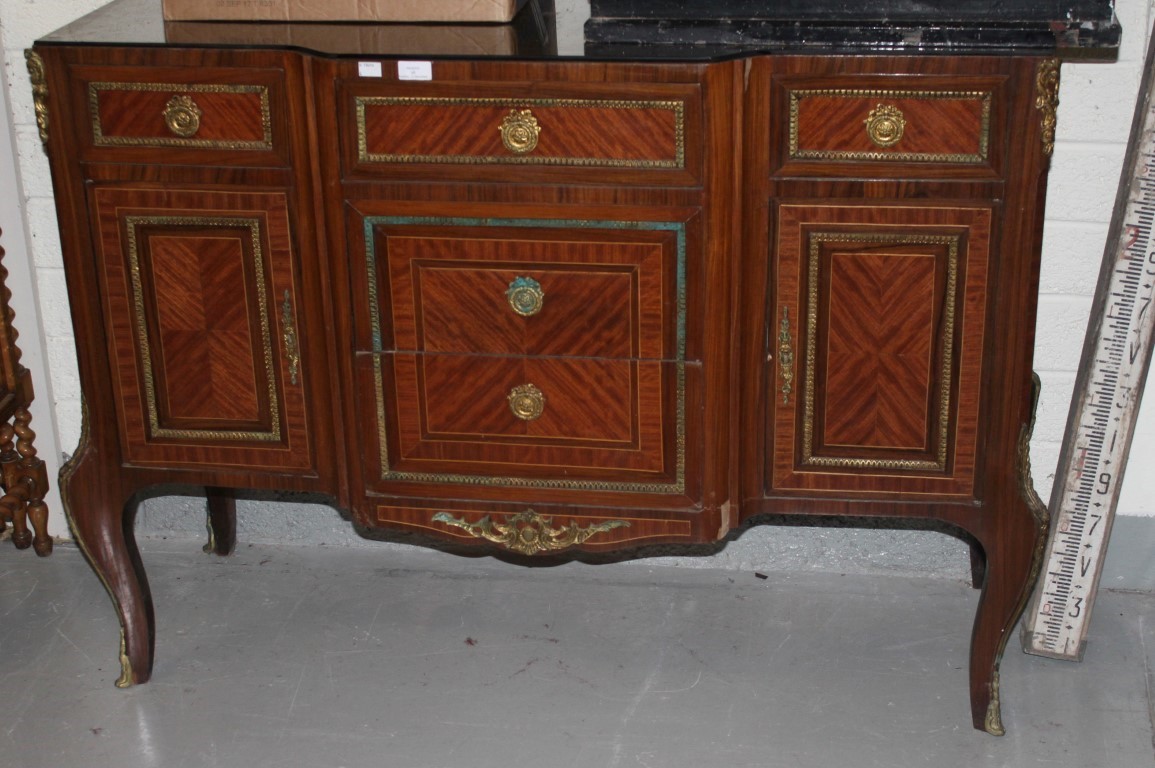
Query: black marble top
586,0,1120,57
37,0,1121,60
590,0,1116,22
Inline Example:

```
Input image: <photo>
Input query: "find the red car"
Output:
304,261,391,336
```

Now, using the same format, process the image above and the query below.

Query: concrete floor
2,539,1153,768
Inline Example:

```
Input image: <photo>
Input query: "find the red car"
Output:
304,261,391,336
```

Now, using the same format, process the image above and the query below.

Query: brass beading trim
789,88,992,164
355,96,685,169
88,82,272,150
124,215,281,443
801,232,959,472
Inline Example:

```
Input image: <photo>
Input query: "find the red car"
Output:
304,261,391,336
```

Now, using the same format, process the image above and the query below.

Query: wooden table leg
204,487,236,556
0,421,31,549
62,439,154,687
969,538,987,590
15,406,50,556
966,393,1049,735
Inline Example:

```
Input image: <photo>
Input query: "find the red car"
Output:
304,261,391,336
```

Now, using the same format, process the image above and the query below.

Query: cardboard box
162,0,526,23
165,21,513,53
164,5,556,56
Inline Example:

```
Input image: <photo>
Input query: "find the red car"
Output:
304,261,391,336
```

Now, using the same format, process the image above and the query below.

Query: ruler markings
1023,40,1155,661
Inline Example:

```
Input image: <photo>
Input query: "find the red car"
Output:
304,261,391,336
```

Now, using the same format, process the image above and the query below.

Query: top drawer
340,79,702,185
771,72,1007,178
66,63,291,166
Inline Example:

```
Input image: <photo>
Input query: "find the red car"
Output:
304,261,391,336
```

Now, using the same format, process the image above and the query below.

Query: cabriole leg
62,441,154,687
968,379,1049,735
968,539,987,590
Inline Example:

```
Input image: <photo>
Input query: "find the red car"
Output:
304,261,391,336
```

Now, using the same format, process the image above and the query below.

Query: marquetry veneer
31,36,1059,736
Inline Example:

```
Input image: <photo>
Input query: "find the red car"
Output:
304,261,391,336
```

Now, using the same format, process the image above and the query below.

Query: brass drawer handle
281,290,300,386
163,94,203,138
506,276,544,316
864,103,906,148
778,306,794,404
508,383,545,421
499,108,541,154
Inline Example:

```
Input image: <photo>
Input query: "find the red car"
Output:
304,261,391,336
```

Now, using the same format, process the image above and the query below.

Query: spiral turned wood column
0,227,50,556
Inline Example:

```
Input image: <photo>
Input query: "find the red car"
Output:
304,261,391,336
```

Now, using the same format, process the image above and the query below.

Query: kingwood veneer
27,0,1115,735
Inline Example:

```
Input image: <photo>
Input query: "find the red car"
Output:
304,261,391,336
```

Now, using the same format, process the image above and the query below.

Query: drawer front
354,211,691,361
68,64,289,165
341,79,701,183
91,82,271,148
359,354,696,497
773,73,1006,177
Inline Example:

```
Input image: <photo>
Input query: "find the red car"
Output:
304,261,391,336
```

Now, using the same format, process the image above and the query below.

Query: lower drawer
356,353,697,498
366,501,700,555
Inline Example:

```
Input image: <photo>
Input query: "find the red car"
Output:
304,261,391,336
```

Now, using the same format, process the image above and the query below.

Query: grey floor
2,538,1153,768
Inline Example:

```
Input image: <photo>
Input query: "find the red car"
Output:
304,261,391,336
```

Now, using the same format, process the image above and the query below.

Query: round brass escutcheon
508,383,545,421
500,108,541,154
864,103,906,148
163,94,203,138
506,276,544,316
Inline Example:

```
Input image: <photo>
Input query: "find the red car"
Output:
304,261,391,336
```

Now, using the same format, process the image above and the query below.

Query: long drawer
357,353,698,499
767,65,1009,178
63,61,292,166
338,74,703,185
351,209,695,362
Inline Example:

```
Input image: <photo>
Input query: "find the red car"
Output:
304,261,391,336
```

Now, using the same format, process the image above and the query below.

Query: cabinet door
769,203,991,498
90,186,313,471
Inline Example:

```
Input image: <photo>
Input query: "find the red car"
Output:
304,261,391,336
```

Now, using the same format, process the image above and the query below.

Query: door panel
91,186,312,471
769,203,991,497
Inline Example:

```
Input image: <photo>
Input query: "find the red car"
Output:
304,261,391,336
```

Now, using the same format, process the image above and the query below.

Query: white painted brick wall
0,11,65,536
1038,1,1155,515
1,0,1154,542
1,0,106,469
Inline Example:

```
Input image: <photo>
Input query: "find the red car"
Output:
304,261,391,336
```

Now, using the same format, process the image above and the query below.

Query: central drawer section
351,207,698,500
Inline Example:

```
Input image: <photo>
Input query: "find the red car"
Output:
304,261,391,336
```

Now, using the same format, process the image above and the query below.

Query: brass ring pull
864,104,906,148
163,94,203,138
499,108,541,154
778,306,794,405
508,383,545,421
506,276,544,316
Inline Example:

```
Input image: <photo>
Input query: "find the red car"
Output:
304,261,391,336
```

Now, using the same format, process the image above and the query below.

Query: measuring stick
1021,34,1155,662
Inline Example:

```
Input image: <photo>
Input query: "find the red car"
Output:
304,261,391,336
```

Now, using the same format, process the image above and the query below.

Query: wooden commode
28,0,1120,735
